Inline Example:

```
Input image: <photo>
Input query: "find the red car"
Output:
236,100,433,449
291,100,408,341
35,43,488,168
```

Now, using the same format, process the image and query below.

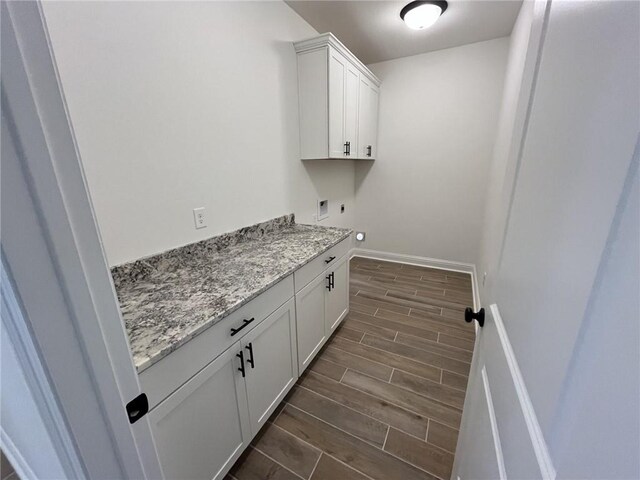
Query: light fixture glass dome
400,1,448,30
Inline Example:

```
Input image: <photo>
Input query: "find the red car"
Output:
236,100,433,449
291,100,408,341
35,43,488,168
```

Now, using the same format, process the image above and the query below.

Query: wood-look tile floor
227,257,475,480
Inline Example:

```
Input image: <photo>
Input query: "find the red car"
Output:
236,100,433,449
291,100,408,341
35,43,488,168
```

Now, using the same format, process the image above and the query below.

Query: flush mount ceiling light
400,1,448,30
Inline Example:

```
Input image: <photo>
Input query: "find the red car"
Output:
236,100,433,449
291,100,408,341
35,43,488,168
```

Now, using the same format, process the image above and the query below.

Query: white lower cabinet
325,254,349,333
295,272,328,373
296,253,350,374
147,245,350,480
149,298,297,480
149,344,251,480
242,298,297,435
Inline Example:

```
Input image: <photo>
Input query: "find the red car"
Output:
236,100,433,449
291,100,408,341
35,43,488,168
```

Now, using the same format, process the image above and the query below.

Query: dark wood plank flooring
227,257,475,480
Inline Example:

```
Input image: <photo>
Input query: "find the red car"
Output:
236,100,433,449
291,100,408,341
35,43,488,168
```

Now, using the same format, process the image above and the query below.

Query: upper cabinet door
357,77,380,159
344,62,360,158
368,84,380,159
358,75,371,159
328,48,347,158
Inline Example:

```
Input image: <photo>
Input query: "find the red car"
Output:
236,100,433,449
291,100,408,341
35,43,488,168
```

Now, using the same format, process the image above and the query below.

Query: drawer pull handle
325,256,336,264
237,350,246,377
326,274,332,291
230,317,255,336
245,342,255,368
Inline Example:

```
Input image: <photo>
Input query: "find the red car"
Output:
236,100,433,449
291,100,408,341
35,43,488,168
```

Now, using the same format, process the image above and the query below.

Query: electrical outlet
340,204,345,213
193,207,207,229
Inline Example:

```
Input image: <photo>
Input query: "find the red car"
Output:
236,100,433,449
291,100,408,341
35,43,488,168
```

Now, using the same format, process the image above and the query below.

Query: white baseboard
491,304,556,479
350,247,481,310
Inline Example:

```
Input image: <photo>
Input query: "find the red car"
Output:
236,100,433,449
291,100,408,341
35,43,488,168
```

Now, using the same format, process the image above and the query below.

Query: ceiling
285,0,523,65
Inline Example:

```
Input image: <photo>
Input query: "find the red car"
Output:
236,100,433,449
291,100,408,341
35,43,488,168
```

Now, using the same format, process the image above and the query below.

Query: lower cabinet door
149,342,251,480
295,272,328,373
326,254,349,333
242,298,298,435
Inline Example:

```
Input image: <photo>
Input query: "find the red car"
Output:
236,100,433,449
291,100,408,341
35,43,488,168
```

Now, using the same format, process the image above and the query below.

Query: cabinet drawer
294,236,351,292
141,275,294,409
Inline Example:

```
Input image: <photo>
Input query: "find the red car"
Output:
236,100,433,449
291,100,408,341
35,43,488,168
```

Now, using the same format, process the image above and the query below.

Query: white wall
477,0,535,296
42,1,355,266
550,155,639,480
354,38,508,264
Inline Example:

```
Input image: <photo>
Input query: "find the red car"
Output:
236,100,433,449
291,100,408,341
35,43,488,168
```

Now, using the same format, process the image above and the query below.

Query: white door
242,298,298,435
344,62,360,158
2,3,163,478
295,273,328,373
454,1,639,479
325,254,349,333
149,343,251,480
328,47,347,158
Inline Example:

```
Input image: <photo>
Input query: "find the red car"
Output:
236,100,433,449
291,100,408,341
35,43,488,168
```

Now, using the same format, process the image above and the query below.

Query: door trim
1,263,85,480
491,304,556,479
481,365,506,480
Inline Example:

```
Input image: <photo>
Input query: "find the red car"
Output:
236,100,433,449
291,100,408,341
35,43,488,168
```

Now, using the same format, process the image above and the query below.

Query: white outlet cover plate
193,207,207,229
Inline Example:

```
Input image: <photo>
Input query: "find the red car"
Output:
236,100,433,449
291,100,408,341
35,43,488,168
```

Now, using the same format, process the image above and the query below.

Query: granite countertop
111,215,352,373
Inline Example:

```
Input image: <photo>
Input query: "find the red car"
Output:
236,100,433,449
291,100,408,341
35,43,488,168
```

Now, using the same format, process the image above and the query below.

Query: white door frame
2,2,162,478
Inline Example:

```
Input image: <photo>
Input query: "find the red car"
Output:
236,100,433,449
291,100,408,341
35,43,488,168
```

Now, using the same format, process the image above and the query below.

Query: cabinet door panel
328,48,347,158
368,85,380,159
357,75,371,159
345,63,360,158
325,254,349,333
149,344,250,480
296,273,328,373
243,298,297,435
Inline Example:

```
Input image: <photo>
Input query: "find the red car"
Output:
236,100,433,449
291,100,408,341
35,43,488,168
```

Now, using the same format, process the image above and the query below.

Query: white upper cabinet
295,33,380,160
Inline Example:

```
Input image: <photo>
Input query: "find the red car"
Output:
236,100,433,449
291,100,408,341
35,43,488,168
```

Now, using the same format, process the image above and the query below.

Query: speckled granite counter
111,215,352,373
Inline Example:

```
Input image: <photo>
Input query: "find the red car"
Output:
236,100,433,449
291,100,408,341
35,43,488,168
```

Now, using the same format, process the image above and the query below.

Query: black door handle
367,145,372,157
465,307,485,327
126,393,149,424
326,273,332,291
325,256,336,264
230,317,255,336
237,350,246,377
344,142,349,155
245,342,255,368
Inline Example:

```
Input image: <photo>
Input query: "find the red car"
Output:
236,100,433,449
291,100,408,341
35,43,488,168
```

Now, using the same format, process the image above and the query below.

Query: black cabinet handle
344,142,349,155
346,141,351,156
245,342,255,368
465,307,485,328
325,256,336,264
237,350,246,377
230,317,255,336
326,272,335,291
367,145,372,157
